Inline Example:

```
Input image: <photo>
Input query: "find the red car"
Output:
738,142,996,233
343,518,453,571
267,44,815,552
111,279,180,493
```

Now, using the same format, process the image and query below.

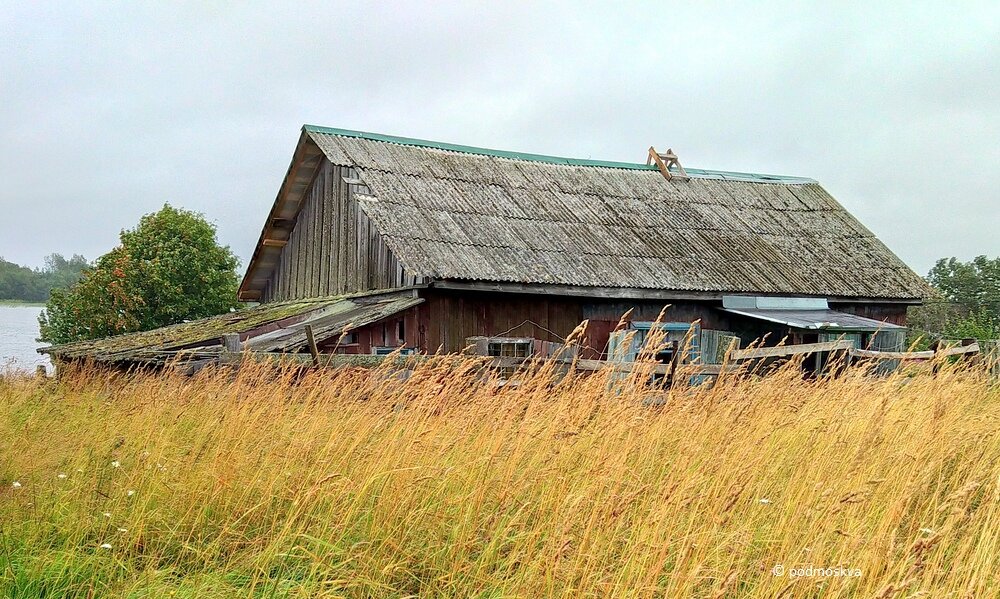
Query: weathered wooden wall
304,291,912,359
262,160,422,302
410,291,737,358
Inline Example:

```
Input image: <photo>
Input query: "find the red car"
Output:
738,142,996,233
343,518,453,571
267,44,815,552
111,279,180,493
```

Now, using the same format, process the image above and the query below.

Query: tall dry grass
1,357,998,598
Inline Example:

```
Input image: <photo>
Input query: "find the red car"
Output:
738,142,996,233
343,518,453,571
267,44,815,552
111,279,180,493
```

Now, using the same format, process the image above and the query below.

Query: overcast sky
1,2,997,276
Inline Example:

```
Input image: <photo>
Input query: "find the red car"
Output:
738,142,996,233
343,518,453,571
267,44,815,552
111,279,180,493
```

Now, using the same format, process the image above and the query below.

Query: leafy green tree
39,205,240,344
908,256,1000,345
927,256,1000,322
944,310,1000,341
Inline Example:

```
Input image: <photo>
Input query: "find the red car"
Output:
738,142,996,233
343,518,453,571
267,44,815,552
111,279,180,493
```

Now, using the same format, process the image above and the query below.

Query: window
488,341,530,358
373,347,414,356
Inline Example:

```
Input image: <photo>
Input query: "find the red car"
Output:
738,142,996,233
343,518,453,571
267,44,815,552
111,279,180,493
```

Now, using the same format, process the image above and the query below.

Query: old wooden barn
44,125,929,369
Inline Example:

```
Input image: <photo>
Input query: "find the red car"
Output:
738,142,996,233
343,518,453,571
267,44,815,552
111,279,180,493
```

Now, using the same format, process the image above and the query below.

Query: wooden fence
186,335,998,385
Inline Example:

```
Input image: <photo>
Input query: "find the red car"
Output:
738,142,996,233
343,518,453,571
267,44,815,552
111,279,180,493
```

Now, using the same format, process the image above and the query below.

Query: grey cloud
1,1,997,276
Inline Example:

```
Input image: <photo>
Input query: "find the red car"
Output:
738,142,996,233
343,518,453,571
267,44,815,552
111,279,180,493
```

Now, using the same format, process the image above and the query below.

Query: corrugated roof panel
237,127,935,299
722,307,904,331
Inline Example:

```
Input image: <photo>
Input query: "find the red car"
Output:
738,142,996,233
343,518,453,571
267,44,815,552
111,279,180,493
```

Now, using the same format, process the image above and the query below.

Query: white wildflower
103,512,112,518
111,461,121,468
919,527,935,535
117,528,128,533
11,481,22,489
100,543,112,550
758,498,772,504
126,489,135,497
57,473,67,480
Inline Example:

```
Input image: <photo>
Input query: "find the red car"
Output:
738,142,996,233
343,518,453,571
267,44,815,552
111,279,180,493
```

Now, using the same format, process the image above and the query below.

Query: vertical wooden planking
291,210,302,299
274,237,283,300
307,173,320,297
256,160,424,303
300,187,312,298
332,163,339,293
320,162,333,296
280,227,290,300
301,178,313,298
337,168,348,294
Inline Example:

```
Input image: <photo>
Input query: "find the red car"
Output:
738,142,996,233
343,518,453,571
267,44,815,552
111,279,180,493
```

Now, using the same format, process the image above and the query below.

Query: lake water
0,305,52,374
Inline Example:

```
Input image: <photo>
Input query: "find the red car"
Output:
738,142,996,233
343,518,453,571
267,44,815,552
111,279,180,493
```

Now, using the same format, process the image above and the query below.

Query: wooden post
666,340,680,388
222,334,241,353
304,325,321,368
719,337,739,383
222,334,241,364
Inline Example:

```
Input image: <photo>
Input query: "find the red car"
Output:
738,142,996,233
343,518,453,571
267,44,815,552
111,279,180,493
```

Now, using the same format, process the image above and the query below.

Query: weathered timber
222,333,241,353
729,340,854,361
257,161,421,302
304,324,321,367
40,291,422,365
940,343,980,356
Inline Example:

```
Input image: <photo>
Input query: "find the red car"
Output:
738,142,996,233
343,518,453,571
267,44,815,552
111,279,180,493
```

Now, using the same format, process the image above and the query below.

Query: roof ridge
303,124,817,184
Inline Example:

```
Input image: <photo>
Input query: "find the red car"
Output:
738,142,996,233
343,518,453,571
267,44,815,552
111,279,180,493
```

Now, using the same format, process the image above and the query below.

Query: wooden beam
648,147,673,181
729,340,854,361
677,363,742,376
850,348,934,360
262,239,288,248
647,146,690,181
304,325,321,368
941,343,980,356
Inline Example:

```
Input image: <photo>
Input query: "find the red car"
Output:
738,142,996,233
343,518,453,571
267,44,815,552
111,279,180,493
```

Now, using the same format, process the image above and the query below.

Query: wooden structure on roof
44,125,931,370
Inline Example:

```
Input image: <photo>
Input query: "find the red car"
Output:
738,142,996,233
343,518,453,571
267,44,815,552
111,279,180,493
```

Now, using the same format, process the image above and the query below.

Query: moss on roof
40,296,338,362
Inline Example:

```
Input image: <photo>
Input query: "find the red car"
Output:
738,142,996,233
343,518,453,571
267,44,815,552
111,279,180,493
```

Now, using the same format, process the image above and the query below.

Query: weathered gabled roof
242,126,929,301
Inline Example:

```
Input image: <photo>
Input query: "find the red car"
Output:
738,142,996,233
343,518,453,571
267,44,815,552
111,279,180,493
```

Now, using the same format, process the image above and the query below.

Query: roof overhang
719,295,904,331
238,129,326,301
720,308,905,332
429,281,922,304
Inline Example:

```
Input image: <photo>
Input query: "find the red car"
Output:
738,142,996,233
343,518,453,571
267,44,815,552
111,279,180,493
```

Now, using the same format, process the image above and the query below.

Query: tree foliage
0,254,89,302
39,205,240,344
908,255,1000,344
927,256,1000,317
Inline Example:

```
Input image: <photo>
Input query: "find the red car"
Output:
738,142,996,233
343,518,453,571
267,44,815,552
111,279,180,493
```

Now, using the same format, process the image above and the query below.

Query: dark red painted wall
328,291,912,358
410,290,733,359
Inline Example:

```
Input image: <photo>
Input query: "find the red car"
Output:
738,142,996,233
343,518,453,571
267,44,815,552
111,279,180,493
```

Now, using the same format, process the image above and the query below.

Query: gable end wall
262,159,422,302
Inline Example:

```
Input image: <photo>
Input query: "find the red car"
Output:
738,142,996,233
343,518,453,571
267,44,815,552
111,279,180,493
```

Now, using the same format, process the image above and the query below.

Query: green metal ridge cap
302,125,817,184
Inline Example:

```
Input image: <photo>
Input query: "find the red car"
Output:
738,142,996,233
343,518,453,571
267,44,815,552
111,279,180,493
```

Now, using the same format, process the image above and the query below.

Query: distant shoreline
0,300,45,307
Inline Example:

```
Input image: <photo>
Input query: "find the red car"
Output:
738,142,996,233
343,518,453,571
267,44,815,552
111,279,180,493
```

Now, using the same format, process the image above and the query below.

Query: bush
39,205,240,344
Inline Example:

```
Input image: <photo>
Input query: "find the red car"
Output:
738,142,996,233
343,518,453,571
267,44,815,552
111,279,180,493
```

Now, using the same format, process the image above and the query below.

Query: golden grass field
1,357,999,598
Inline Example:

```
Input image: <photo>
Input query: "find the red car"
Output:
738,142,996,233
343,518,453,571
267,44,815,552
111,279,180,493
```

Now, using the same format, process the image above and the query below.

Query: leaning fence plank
729,340,853,361
940,343,980,357
850,348,935,360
